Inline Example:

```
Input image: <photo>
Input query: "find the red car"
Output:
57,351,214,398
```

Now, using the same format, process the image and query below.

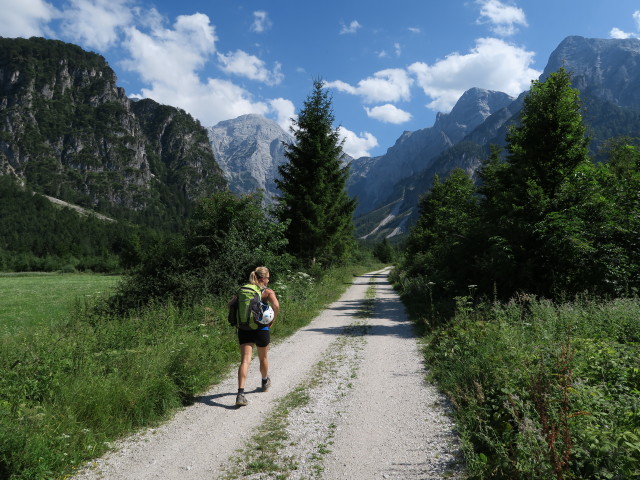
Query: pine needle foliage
276,79,356,267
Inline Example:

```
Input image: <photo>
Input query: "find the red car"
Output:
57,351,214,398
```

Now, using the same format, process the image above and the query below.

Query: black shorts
237,328,270,347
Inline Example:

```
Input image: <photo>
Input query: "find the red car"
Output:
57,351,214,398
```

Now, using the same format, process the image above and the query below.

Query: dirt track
73,267,462,479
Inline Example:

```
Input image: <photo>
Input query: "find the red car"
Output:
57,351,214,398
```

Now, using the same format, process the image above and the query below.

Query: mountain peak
207,114,293,202
433,88,514,141
218,113,271,124
210,114,291,140
446,88,514,127
544,36,640,107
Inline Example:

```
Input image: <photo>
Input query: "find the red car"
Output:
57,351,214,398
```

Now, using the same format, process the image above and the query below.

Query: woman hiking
236,266,280,407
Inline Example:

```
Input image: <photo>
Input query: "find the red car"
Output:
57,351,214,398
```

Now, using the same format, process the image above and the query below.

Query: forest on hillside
0,177,163,273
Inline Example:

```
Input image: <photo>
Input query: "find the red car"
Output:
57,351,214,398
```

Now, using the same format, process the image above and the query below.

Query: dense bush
406,295,640,479
108,191,293,313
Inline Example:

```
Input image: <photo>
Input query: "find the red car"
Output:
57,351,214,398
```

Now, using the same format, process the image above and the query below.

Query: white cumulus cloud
122,13,276,126
251,10,271,33
476,0,527,36
338,127,378,158
610,27,634,39
135,76,271,127
365,104,412,124
217,50,283,85
409,37,539,112
60,0,134,51
0,0,59,38
340,20,362,35
122,13,216,87
610,11,640,39
269,97,296,132
327,68,413,104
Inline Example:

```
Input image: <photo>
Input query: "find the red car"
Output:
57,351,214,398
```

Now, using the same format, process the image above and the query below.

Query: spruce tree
275,79,356,266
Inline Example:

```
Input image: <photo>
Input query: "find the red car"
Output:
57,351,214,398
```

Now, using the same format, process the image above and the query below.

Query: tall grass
406,291,640,479
0,263,383,480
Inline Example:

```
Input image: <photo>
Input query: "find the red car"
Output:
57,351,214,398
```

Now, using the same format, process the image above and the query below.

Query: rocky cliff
207,114,293,203
348,87,514,216
0,37,225,220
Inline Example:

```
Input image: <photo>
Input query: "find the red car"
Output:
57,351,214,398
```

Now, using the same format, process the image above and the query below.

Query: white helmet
257,303,275,325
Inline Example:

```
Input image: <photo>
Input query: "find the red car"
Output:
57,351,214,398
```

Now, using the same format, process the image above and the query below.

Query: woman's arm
262,288,280,319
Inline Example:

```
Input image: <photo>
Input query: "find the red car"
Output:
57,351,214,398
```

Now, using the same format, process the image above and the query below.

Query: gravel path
73,268,463,479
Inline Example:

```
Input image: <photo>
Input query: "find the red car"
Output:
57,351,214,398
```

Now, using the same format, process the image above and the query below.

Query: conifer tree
276,79,356,266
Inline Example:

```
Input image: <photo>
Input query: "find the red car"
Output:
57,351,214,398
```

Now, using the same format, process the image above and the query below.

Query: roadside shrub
107,191,292,314
420,296,640,479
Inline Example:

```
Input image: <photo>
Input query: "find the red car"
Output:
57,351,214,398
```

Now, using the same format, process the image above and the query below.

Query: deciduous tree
402,168,480,294
480,68,592,296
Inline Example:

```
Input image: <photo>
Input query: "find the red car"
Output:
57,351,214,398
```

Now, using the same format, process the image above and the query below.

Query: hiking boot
235,393,248,406
261,377,271,392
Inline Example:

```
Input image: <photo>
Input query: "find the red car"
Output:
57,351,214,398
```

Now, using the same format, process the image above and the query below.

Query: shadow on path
193,386,262,409
307,295,414,340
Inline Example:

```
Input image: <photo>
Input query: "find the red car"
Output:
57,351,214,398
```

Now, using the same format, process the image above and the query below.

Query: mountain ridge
347,87,514,216
354,35,640,241
0,36,226,226
3,35,640,244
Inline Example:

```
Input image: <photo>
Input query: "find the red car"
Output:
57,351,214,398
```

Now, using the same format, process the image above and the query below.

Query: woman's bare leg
238,343,253,389
257,345,269,379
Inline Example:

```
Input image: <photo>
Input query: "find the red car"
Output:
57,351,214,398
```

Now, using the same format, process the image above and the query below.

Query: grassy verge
0,273,120,334
0,263,385,480
356,282,377,319
395,272,640,479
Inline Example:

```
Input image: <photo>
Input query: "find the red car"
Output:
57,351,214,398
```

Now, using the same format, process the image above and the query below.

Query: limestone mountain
544,36,640,156
0,37,226,225
355,36,640,241
207,114,293,203
348,87,514,217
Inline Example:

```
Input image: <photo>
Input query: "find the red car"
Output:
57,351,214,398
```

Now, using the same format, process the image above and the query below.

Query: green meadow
0,274,120,334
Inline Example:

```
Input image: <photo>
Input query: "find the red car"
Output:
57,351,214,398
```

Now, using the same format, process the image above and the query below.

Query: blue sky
2,1,640,158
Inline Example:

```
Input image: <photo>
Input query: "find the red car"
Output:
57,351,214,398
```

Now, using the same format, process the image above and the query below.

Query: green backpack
231,284,263,331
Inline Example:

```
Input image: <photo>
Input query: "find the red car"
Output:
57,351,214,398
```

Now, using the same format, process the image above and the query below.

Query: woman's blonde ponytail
249,266,270,286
